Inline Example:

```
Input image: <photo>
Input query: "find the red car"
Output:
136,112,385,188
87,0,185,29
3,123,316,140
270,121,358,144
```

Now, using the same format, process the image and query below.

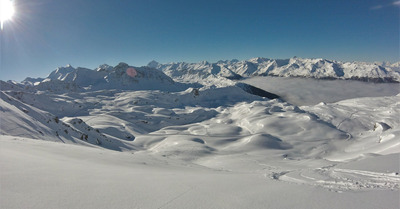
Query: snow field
1,136,399,209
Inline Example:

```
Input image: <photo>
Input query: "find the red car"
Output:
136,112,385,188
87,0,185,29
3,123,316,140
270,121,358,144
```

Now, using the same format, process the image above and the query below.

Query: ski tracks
270,167,399,192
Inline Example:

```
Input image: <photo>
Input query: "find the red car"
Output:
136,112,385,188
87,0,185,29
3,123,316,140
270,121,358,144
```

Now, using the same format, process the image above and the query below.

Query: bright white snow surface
1,61,400,209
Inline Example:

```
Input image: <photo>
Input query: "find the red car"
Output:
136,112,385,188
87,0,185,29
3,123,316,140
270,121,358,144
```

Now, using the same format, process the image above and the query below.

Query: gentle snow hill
149,57,400,85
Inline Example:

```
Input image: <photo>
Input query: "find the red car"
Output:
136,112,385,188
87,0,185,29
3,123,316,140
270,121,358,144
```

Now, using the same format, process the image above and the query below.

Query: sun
0,0,15,30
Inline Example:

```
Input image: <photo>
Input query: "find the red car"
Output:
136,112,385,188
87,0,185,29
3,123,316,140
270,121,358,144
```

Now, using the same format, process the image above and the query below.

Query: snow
20,63,190,93
151,57,400,85
1,136,398,209
1,58,400,208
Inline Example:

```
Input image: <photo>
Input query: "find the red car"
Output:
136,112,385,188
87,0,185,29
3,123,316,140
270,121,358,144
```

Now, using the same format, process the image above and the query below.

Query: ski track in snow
274,166,399,192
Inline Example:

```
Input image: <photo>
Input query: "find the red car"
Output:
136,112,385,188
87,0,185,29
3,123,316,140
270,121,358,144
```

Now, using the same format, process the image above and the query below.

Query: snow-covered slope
150,57,400,85
0,91,133,151
1,84,399,208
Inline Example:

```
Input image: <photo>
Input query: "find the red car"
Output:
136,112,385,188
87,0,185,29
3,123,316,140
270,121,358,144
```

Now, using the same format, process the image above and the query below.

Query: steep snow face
47,64,76,80
150,58,400,84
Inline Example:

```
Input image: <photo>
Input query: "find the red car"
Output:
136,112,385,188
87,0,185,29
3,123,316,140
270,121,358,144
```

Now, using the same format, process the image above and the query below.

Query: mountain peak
47,65,75,80
96,64,113,72
147,60,160,68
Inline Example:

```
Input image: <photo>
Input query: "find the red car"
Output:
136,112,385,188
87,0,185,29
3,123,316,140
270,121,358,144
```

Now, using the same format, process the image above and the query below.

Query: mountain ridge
149,57,400,85
15,62,187,93
2,57,399,93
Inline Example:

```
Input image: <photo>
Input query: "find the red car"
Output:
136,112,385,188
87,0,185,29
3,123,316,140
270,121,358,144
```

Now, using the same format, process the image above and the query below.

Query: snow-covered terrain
1,58,399,209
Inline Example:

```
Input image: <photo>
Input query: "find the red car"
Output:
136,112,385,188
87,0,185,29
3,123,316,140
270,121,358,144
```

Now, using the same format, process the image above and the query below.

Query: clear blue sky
0,0,399,81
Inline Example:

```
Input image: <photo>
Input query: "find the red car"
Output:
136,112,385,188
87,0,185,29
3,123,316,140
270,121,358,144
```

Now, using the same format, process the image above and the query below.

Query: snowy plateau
1,57,399,209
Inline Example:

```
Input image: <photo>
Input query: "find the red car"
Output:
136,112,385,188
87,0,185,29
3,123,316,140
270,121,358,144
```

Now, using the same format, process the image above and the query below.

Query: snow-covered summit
47,64,76,80
95,64,113,72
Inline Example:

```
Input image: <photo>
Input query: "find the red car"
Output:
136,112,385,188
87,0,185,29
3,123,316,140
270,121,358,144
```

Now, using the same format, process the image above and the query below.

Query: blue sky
0,0,399,81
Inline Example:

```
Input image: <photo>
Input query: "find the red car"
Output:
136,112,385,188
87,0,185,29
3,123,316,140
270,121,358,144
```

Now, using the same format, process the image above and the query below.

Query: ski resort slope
1,60,400,209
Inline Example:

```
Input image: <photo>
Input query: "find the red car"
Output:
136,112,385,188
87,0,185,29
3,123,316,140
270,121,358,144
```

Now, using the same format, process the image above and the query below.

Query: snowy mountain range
2,57,397,94
149,57,400,85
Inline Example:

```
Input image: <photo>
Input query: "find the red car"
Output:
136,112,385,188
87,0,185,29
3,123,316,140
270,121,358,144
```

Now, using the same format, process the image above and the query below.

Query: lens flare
126,67,137,78
0,0,15,30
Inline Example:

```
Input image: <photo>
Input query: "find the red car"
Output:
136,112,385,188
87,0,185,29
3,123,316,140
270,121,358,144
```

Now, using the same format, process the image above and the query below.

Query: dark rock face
236,83,280,99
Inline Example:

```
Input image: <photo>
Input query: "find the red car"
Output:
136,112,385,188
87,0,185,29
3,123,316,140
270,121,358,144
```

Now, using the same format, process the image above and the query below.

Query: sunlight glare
0,0,15,30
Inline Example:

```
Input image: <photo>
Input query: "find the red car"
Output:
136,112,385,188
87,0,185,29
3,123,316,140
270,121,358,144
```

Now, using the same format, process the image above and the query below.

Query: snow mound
147,135,216,161
225,134,292,151
302,94,400,161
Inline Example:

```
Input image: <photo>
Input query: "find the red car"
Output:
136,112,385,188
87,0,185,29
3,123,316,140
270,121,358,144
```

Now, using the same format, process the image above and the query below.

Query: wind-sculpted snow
302,94,400,161
0,91,134,151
